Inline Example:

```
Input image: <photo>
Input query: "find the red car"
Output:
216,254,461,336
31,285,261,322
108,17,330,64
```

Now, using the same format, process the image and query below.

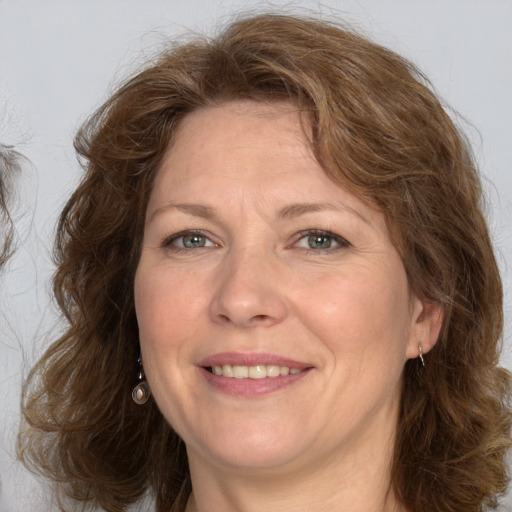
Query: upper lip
197,352,311,369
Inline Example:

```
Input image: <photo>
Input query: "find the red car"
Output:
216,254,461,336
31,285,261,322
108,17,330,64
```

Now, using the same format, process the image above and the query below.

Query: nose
209,247,288,328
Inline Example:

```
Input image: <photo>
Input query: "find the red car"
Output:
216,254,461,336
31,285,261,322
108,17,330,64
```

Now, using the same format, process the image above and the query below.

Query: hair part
19,13,511,512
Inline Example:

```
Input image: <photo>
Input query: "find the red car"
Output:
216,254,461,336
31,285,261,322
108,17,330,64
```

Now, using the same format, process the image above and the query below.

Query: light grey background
1,0,511,510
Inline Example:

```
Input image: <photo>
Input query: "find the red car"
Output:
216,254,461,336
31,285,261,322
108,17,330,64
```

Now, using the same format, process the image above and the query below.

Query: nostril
216,313,269,325
210,287,288,327
217,313,231,324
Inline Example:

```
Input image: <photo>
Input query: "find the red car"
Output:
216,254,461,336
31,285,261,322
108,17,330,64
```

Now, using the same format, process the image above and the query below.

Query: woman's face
134,101,439,475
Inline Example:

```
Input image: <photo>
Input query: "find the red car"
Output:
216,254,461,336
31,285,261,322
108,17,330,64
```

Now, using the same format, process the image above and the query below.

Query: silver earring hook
132,355,151,405
419,344,425,367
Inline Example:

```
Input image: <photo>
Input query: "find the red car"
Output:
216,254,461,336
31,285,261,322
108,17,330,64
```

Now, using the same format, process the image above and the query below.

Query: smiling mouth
207,364,305,379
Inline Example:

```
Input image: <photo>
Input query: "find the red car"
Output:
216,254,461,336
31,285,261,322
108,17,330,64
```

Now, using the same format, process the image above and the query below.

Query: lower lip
199,367,312,397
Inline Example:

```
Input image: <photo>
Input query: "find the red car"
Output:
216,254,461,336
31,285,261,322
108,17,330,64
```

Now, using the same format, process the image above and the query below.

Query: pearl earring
132,356,151,405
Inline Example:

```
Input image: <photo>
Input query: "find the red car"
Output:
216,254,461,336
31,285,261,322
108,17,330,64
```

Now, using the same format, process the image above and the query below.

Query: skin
134,101,442,512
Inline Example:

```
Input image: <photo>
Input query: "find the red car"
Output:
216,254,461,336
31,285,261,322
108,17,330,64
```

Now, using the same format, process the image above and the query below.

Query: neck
184,427,405,512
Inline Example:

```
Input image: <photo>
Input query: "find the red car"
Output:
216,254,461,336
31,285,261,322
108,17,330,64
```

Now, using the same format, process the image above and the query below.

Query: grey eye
181,234,207,248
307,234,333,249
294,230,349,251
163,230,217,251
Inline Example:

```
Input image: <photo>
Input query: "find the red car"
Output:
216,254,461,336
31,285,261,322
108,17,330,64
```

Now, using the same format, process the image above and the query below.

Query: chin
186,423,312,472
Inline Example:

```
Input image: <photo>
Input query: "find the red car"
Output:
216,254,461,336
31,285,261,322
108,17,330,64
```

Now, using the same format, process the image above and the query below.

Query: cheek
134,267,206,356
300,265,412,359
134,267,206,421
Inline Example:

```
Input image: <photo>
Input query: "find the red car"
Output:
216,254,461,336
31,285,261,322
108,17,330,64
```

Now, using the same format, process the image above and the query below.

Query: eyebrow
278,202,370,225
148,203,216,223
148,201,370,225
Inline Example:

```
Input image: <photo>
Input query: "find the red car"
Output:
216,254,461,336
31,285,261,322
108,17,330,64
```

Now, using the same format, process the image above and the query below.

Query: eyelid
161,229,217,250
292,229,350,250
160,228,349,252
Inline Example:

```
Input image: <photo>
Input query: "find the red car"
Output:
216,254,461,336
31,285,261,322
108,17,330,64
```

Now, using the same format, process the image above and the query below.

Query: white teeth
267,365,281,377
222,364,234,378
233,365,249,379
210,364,304,378
248,365,266,379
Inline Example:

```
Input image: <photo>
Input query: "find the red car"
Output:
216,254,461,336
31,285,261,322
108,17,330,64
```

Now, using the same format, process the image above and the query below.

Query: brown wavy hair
18,13,511,512
0,144,21,267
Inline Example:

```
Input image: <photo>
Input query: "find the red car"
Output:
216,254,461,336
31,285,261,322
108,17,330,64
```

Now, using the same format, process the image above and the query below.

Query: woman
19,13,511,512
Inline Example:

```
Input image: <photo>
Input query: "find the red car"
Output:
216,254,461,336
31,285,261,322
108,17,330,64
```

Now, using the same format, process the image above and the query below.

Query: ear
405,296,444,360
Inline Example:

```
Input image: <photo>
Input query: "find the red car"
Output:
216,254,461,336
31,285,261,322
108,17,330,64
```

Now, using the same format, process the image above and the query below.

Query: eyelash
161,229,350,253
161,229,215,253
293,229,350,253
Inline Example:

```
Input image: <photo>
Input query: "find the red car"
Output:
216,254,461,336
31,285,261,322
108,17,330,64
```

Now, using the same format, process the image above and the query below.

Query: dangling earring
418,344,425,367
132,356,151,405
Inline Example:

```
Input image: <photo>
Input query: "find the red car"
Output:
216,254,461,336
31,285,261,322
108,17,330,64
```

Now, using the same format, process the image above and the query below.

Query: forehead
139,108,412,249
168,100,312,165
147,101,389,236
152,101,330,199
